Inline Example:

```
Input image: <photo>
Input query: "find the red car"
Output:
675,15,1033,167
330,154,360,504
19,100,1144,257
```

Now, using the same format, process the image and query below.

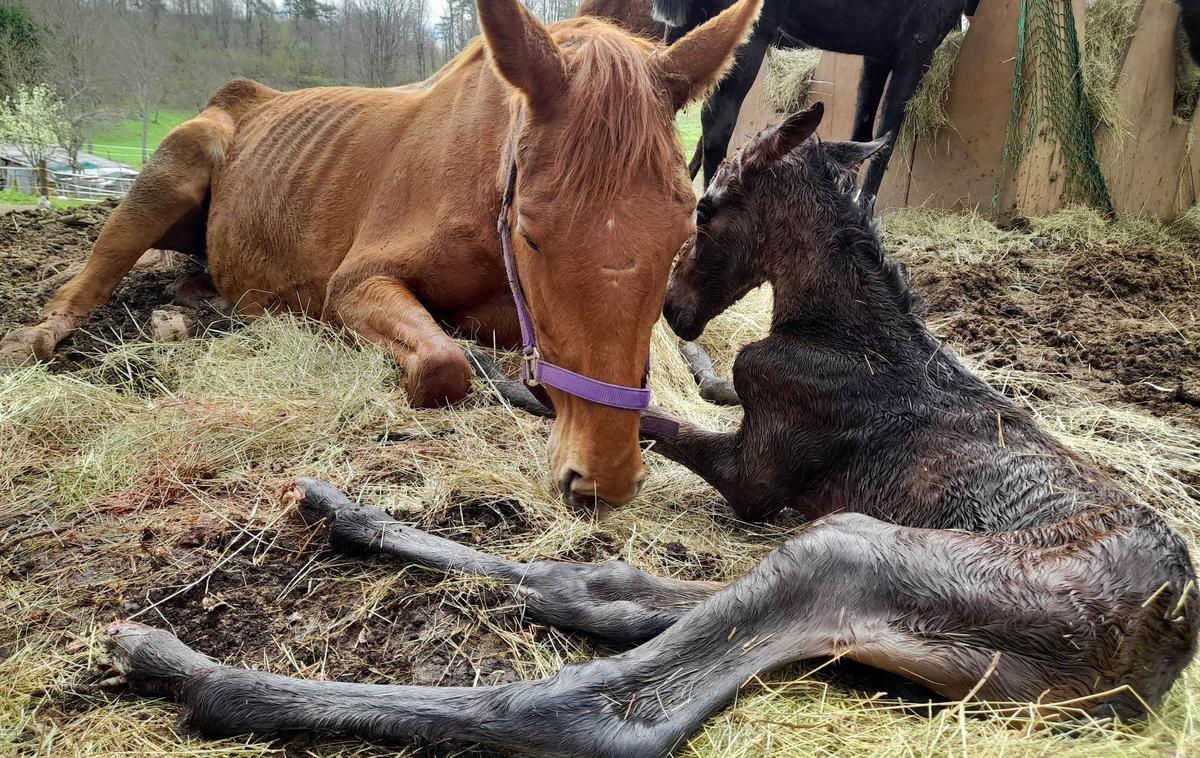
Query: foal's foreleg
293,478,722,645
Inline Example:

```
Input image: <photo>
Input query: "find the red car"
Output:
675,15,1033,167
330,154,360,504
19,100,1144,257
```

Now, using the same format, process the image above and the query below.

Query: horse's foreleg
103,515,901,756
0,115,226,366
859,45,939,197
697,26,771,187
291,478,721,644
678,339,739,405
851,56,891,142
326,270,472,408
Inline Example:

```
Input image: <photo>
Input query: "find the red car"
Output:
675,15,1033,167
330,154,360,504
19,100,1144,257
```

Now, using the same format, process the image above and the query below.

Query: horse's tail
651,0,695,27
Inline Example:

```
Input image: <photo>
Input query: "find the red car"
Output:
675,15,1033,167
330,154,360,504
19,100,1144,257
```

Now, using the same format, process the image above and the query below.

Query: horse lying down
103,106,1197,757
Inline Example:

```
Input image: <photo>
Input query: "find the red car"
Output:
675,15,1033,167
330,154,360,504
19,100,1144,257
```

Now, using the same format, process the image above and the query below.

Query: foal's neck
766,212,923,355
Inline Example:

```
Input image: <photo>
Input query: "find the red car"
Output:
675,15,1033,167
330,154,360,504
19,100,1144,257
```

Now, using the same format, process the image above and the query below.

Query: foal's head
664,104,892,340
481,0,762,508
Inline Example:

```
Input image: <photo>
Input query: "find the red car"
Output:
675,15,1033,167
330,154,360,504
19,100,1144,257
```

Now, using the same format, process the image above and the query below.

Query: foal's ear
478,0,567,115
650,0,764,111
747,103,824,166
824,133,892,169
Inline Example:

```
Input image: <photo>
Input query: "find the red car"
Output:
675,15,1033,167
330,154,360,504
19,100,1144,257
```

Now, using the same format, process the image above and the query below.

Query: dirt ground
1,203,1198,756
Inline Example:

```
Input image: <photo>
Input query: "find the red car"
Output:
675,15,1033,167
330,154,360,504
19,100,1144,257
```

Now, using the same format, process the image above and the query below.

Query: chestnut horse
0,0,764,507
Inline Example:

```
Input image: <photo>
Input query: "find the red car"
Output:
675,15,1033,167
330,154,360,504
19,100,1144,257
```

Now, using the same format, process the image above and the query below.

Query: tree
0,5,42,98
124,24,168,162
0,83,67,197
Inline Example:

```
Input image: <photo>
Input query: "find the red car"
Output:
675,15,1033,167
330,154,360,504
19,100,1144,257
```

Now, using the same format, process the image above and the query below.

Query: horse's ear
823,133,892,169
650,0,764,111
746,103,824,166
478,0,567,115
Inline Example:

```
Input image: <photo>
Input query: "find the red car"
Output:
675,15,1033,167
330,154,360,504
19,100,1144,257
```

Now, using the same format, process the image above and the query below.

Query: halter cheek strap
497,153,654,412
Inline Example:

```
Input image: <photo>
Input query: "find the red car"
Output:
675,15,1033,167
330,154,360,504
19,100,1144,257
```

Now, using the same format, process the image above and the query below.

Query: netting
996,0,1115,213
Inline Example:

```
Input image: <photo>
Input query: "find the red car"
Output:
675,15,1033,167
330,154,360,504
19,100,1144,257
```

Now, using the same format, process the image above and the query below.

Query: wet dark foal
104,107,1195,757
655,0,972,196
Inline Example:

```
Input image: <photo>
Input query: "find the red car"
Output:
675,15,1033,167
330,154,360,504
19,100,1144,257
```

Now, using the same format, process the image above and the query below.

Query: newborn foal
105,107,1196,756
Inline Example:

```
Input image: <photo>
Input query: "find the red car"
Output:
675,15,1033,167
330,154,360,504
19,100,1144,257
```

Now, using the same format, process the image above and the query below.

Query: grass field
0,190,89,211
89,109,196,169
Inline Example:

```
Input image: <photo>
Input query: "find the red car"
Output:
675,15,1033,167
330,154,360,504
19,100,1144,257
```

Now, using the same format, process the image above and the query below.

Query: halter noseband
497,129,654,414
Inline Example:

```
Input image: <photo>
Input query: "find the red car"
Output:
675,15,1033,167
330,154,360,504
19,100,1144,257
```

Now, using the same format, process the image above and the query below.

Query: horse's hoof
284,478,354,526
0,324,58,367
405,347,472,408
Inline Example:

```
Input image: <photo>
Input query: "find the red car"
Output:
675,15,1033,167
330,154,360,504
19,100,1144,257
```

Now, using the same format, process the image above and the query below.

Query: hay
1082,0,1141,132
899,30,966,149
763,48,822,114
2,210,1200,756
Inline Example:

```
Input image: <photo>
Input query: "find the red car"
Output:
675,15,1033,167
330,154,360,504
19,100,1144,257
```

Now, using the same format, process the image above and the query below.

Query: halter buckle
523,348,541,386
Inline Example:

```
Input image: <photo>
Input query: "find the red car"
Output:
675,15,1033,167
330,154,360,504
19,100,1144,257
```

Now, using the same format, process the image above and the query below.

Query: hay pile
899,30,967,149
764,48,822,114
2,209,1200,756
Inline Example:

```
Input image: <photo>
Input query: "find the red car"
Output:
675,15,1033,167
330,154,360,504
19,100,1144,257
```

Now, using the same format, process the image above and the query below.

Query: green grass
89,109,196,169
0,190,89,211
677,106,702,158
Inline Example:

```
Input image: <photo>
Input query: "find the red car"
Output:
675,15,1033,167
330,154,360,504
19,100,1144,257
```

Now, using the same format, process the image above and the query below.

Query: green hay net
997,0,1114,213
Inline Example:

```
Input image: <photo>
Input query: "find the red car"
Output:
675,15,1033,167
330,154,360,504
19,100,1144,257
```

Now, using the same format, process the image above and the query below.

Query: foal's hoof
699,379,740,406
104,620,219,694
284,477,355,526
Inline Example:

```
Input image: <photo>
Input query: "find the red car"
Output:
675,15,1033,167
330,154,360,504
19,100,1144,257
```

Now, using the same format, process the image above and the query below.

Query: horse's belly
203,88,396,316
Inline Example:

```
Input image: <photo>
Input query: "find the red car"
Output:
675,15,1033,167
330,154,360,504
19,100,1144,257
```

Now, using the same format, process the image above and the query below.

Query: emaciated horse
653,0,972,196
101,107,1196,756
0,0,764,508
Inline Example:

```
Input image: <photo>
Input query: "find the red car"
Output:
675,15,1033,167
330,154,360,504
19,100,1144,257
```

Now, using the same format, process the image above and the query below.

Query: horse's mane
546,19,682,218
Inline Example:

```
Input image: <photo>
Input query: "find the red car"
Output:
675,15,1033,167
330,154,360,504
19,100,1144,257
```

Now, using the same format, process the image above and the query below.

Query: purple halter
496,139,655,414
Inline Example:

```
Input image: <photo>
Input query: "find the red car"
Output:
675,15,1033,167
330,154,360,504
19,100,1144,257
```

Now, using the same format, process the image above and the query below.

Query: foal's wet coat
104,108,1196,756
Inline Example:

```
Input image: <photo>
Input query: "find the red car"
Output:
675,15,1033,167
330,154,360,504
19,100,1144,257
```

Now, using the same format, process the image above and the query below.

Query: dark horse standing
102,106,1195,757
655,0,978,196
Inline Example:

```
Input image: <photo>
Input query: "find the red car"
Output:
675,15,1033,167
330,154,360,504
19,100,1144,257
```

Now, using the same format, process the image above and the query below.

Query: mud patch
904,239,1200,419
0,202,217,370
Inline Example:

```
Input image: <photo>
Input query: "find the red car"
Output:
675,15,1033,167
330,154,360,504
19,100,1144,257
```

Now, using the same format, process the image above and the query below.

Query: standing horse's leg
0,115,229,366
696,26,772,187
105,514,1104,755
850,56,891,142
858,45,940,197
325,266,473,409
291,478,721,645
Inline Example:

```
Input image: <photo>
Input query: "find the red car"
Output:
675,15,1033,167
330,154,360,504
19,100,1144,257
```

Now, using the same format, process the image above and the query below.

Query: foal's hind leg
678,339,739,405
292,478,722,644
104,513,896,756
0,113,231,365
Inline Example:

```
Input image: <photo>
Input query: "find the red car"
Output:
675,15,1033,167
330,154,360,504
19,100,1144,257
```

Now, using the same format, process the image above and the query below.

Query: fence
1,164,135,203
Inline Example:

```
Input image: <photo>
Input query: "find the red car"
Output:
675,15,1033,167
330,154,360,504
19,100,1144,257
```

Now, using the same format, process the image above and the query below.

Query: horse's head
480,0,761,509
664,105,889,340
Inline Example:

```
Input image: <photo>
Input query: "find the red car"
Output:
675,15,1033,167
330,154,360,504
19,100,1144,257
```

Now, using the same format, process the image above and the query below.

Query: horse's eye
695,199,716,226
518,226,541,253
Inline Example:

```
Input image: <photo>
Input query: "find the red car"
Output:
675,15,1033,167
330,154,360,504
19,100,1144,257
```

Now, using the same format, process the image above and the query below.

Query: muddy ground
2,203,1198,754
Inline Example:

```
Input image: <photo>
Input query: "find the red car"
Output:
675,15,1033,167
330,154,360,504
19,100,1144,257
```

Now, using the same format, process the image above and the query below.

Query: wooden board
1098,0,1190,219
809,53,864,140
727,54,780,156
903,0,1023,213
